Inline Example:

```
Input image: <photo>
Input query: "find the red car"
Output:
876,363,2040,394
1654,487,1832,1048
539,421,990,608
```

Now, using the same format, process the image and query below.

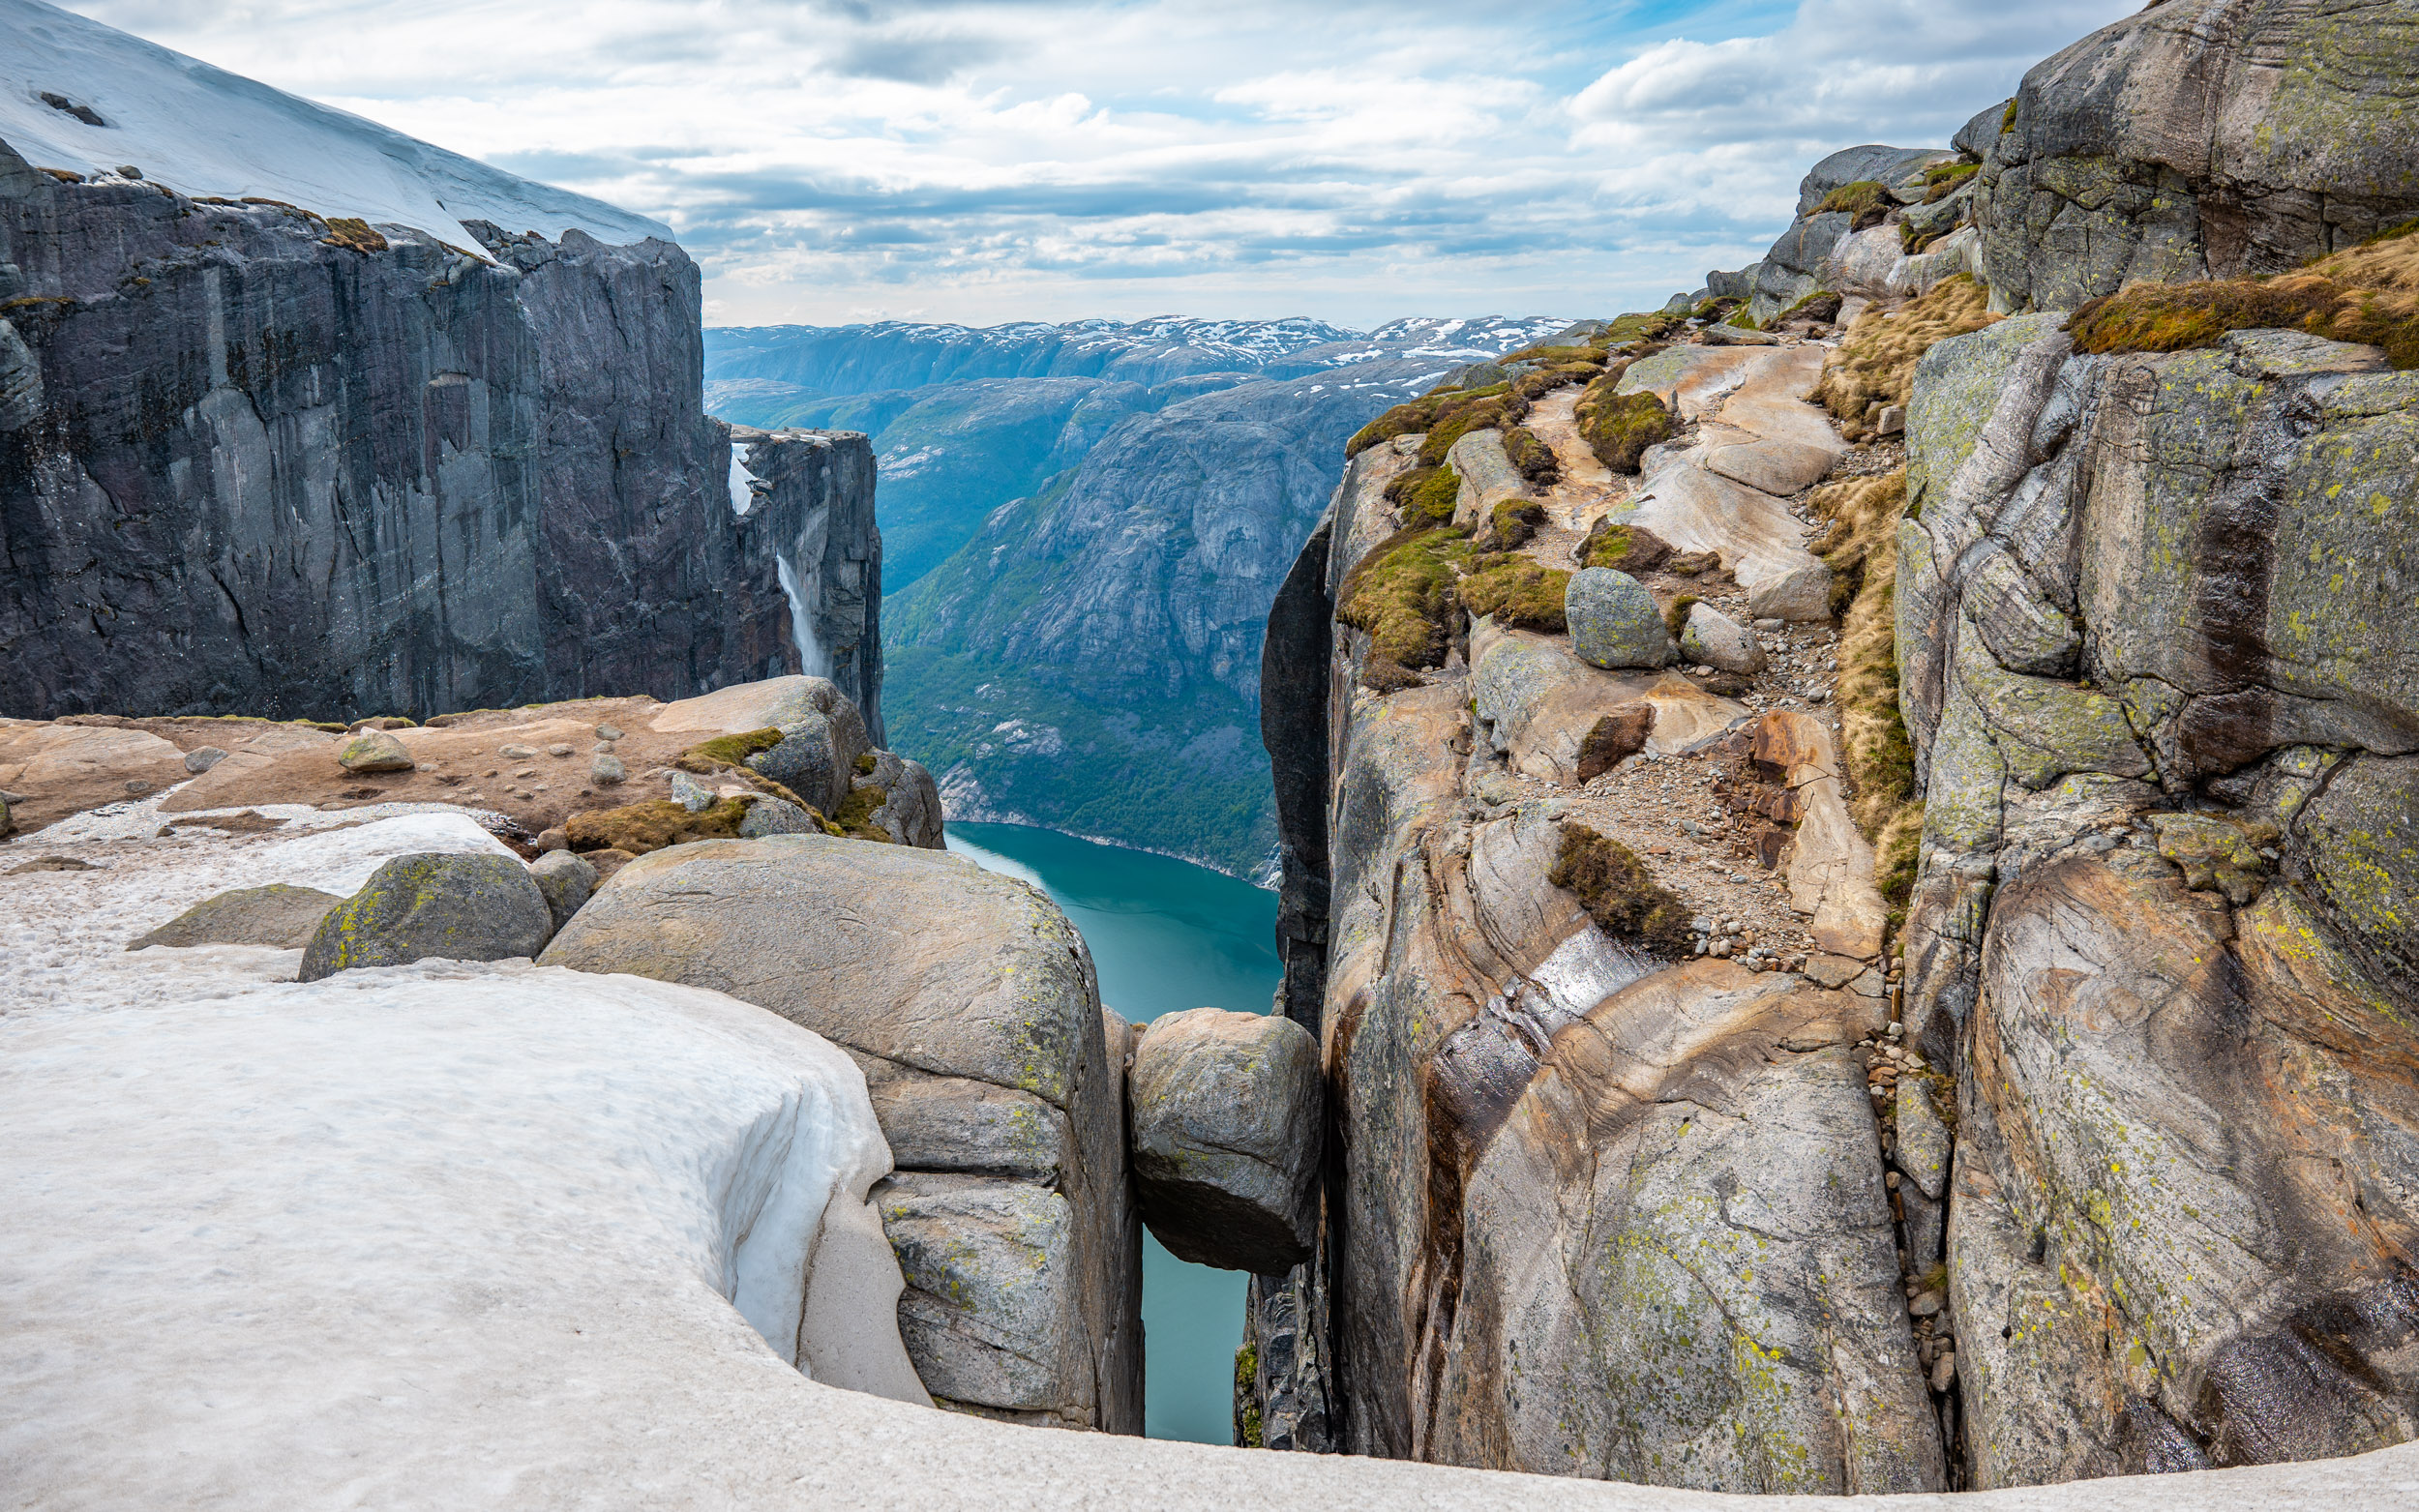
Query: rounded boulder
1566,567,1673,669
1680,601,1768,673
1127,1008,1322,1274
299,852,553,982
336,729,414,774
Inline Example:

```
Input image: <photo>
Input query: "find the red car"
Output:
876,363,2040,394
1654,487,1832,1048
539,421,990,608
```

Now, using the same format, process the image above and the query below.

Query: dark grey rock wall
0,136,880,726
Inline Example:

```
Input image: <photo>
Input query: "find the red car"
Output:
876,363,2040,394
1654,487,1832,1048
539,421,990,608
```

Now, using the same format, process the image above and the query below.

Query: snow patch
0,0,670,252
729,449,766,517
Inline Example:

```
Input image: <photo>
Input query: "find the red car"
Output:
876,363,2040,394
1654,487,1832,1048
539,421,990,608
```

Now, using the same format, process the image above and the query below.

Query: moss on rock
1338,527,1468,669
1549,823,1692,954
1573,381,1675,473
1458,557,1569,632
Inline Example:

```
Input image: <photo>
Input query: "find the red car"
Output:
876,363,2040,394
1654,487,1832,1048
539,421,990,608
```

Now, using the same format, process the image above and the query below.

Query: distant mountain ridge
705,315,1554,420
702,313,1568,875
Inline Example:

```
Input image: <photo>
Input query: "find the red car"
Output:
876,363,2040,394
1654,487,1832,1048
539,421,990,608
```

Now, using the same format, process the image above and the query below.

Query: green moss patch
831,782,893,841
1338,527,1468,669
1384,463,1463,527
1572,381,1674,474
1550,824,1692,954
1814,180,1893,230
1922,163,1978,202
681,726,785,771
1662,592,1699,638
1501,426,1558,486
1458,557,1568,632
1478,495,1545,550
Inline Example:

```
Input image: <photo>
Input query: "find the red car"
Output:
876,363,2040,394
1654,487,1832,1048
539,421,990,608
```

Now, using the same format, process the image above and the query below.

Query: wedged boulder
1127,1008,1322,1274
298,853,554,981
126,883,343,951
537,834,1140,1432
1426,961,1937,1491
1565,569,1670,669
751,716,844,814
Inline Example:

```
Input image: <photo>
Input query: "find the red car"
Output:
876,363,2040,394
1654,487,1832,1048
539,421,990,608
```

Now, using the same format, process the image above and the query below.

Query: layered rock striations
1245,0,2419,1497
0,147,878,726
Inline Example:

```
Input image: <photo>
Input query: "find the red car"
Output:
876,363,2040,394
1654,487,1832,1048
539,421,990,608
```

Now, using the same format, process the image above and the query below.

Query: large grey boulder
127,883,343,951
1127,1008,1322,1274
1565,568,1671,669
336,730,413,774
1971,0,2419,311
737,795,821,838
537,835,1141,1432
298,854,553,981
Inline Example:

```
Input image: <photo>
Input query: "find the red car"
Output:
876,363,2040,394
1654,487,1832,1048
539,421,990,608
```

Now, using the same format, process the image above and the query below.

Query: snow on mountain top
0,0,669,252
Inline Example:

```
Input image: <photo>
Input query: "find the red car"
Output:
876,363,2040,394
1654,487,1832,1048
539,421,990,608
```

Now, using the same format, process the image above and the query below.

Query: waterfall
775,552,829,677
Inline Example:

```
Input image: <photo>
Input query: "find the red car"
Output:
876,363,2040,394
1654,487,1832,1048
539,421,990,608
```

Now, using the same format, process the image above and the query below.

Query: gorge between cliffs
5,0,2419,1507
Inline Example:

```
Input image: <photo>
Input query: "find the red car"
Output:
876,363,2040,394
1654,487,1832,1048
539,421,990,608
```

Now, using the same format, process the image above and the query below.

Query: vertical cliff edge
0,140,878,726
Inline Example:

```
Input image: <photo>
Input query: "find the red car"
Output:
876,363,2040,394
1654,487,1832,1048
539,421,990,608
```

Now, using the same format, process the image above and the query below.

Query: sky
65,0,2135,330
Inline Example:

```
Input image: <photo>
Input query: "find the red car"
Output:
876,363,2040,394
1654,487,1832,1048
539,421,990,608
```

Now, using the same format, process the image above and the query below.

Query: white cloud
58,0,2135,327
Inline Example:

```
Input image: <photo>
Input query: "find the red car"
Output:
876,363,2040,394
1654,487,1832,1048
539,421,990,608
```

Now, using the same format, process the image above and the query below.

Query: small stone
1876,404,1907,437
1930,1353,1956,1392
1908,1290,1945,1319
1753,618,1784,633
528,849,599,934
10,855,95,874
337,729,414,774
594,725,622,742
497,744,536,759
535,828,569,852
1679,602,1768,674
670,771,715,814
184,746,228,775
123,779,151,794
547,743,574,758
590,752,627,786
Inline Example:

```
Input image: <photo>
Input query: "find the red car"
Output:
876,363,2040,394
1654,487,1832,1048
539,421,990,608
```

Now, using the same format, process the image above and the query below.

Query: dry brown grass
1815,180,1893,230
1550,824,1692,954
1814,275,1996,439
1807,469,1922,908
2068,222,2419,369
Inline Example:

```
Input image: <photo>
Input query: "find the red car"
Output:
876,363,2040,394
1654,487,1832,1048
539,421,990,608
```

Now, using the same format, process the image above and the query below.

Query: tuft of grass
1458,557,1568,632
1417,390,1530,468
1578,519,1673,574
1550,824,1692,954
2067,226,2419,369
1807,469,1921,906
1663,592,1699,638
682,726,785,770
1779,290,1845,325
1666,549,1720,577
1495,342,1610,367
1921,163,1978,202
1478,495,1545,550
1572,382,1674,473
831,781,893,842
1815,180,1894,230
322,217,388,254
1502,426,1560,486
1385,463,1463,527
1338,527,1468,669
1999,100,2016,133
1814,275,1997,439
1602,311,1684,347
564,797,757,855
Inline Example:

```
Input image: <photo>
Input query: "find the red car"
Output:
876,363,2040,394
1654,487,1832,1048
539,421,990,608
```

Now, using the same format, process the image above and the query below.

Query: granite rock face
1127,1008,1322,1274
1969,0,2419,313
536,835,1141,1432
126,882,343,951
1896,316,2419,1486
0,141,881,727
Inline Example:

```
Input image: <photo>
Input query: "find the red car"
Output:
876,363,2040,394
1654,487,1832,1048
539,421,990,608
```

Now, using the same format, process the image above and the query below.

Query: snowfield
0,0,670,250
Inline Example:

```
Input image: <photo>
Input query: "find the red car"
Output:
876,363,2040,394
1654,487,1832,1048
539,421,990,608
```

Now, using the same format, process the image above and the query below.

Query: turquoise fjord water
943,821,1280,1446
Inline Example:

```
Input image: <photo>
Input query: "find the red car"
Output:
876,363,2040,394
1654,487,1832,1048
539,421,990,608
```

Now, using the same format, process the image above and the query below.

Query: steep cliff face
1252,0,2419,1494
1898,318,2419,1485
0,151,877,726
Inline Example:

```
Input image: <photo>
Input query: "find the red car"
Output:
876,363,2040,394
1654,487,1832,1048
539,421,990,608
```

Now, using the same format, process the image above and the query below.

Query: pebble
594,725,622,742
